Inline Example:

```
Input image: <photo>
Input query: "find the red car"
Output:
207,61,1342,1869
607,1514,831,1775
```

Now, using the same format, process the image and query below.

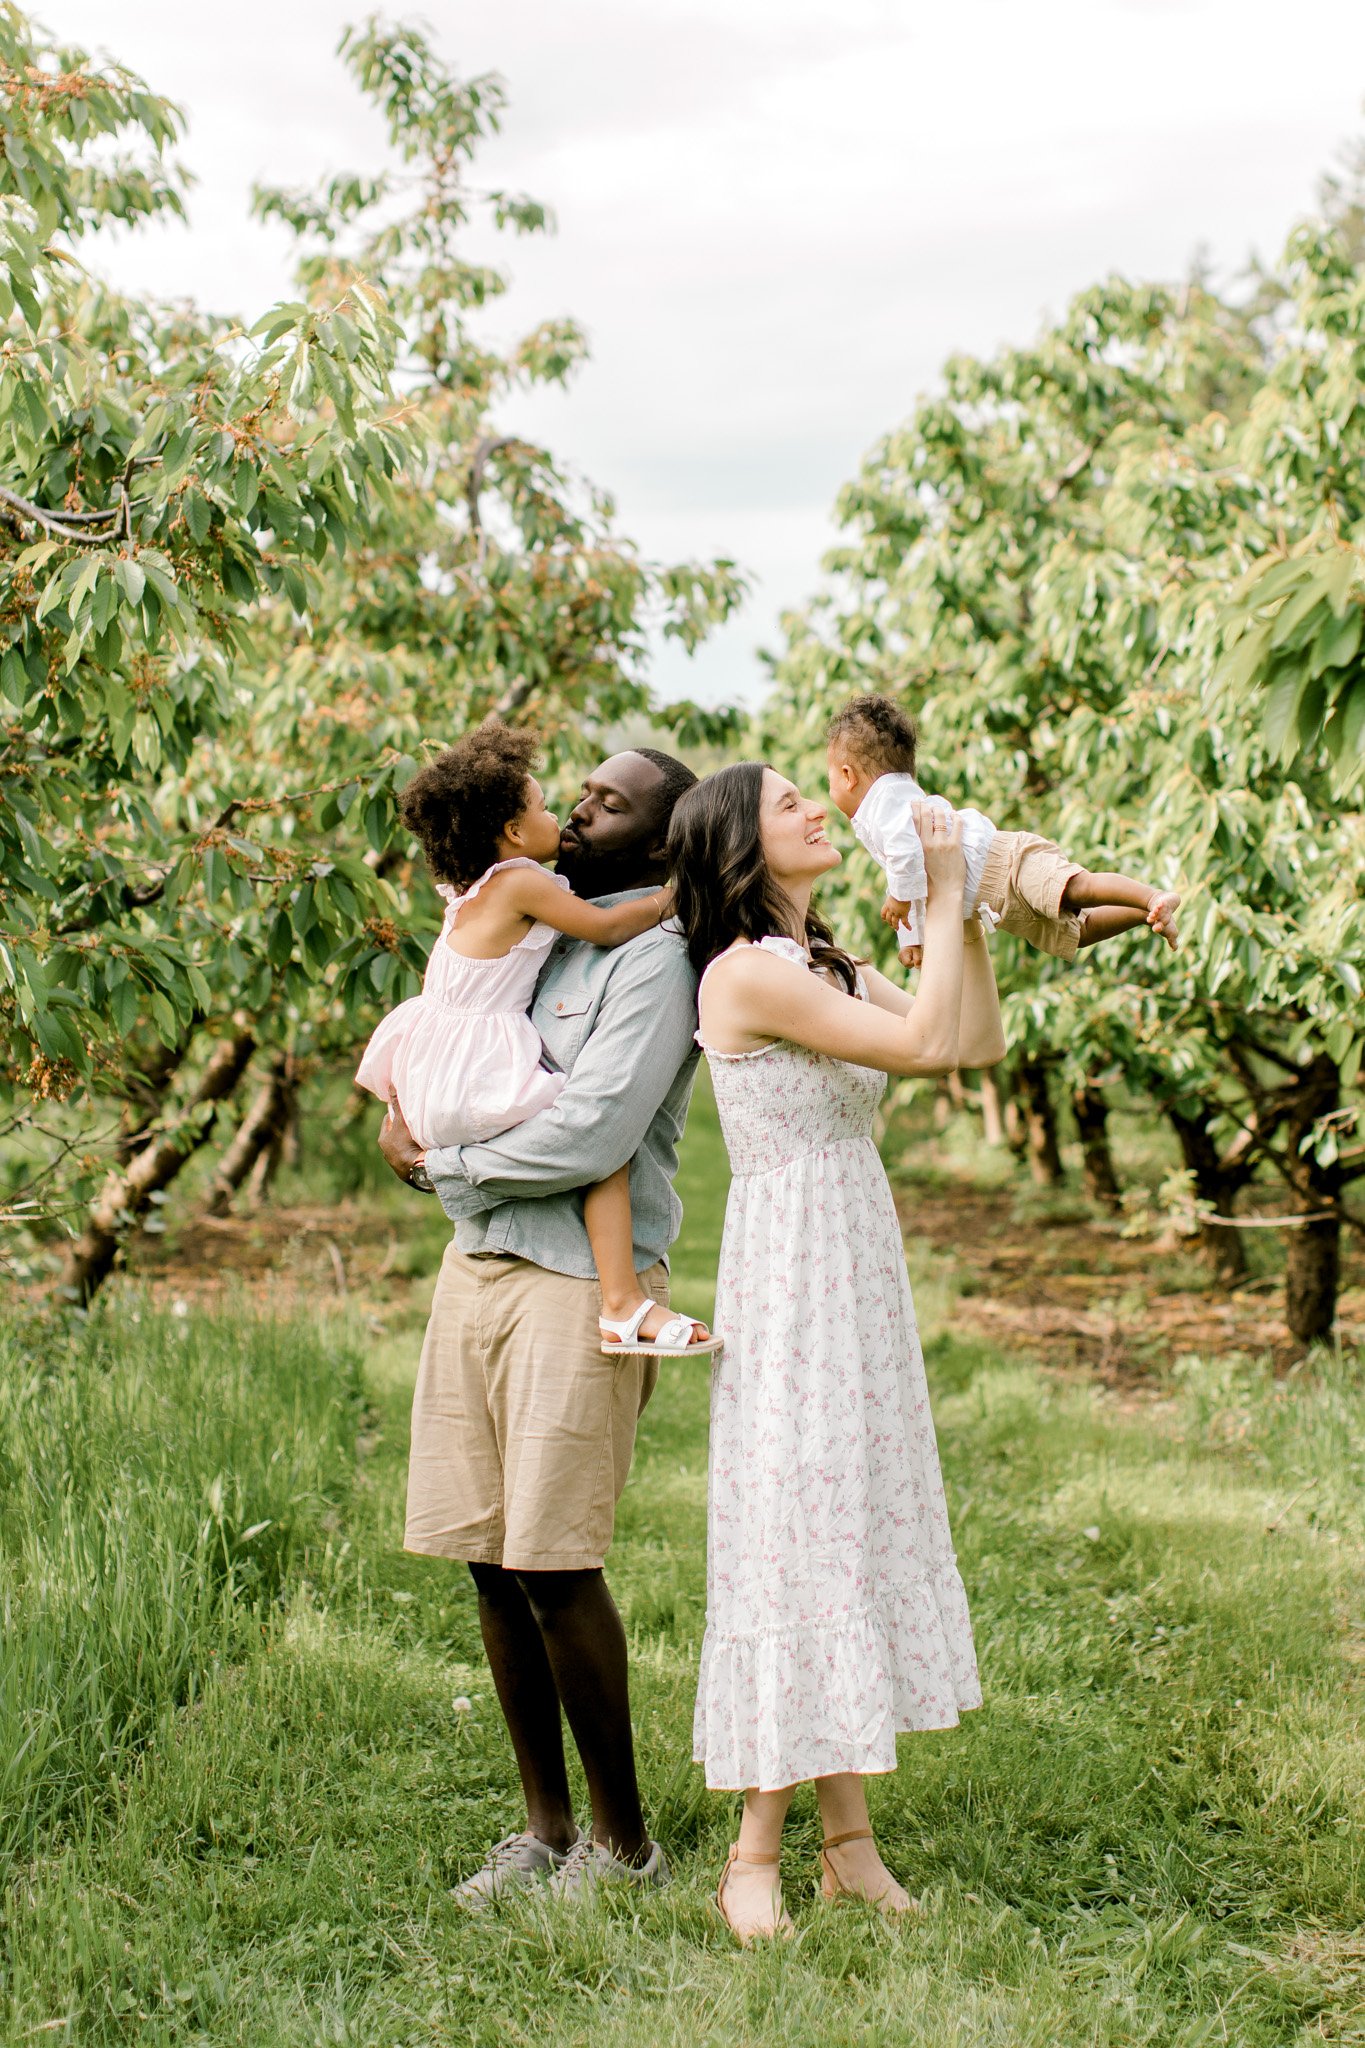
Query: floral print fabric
692,938,981,1791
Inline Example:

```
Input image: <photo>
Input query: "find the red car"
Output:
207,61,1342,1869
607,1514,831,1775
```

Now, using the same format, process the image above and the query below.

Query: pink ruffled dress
355,857,568,1151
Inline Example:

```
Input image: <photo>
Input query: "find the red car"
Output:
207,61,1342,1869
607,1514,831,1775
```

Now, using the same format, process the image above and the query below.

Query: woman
668,761,1005,1943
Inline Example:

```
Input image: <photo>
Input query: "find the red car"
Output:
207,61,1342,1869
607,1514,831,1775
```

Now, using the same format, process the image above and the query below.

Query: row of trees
0,8,741,1296
4,5,1359,1345
763,197,1365,1343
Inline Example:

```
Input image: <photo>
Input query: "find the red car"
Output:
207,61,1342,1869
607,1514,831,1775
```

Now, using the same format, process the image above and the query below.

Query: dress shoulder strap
699,934,810,991
445,856,545,922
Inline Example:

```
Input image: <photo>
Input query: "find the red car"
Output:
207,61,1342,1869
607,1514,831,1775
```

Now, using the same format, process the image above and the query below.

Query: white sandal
599,1298,723,1358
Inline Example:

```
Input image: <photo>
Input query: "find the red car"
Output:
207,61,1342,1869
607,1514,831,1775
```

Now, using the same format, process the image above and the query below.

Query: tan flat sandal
819,1827,921,1917
715,1842,794,1946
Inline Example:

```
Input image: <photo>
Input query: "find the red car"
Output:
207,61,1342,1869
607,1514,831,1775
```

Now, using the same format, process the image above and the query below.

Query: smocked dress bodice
354,859,569,1150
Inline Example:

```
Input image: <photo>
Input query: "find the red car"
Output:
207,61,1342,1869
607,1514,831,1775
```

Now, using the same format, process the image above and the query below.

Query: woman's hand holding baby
912,801,966,903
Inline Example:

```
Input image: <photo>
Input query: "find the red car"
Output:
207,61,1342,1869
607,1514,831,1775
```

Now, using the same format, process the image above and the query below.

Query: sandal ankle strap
729,1841,781,1865
822,1827,874,1851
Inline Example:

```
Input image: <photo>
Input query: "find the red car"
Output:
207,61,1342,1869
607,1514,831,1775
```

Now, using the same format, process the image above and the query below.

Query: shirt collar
851,772,923,831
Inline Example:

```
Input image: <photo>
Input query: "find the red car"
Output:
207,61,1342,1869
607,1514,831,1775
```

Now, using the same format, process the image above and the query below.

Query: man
378,746,703,1903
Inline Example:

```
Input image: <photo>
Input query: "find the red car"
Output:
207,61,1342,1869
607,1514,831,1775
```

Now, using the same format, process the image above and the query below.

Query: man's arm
426,937,697,1205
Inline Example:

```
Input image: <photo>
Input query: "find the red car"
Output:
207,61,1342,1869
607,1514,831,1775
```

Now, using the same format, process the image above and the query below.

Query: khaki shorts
404,1244,667,1573
979,829,1085,961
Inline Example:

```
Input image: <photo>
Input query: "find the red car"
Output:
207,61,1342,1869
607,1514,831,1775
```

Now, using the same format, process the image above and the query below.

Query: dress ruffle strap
755,934,810,968
443,856,566,925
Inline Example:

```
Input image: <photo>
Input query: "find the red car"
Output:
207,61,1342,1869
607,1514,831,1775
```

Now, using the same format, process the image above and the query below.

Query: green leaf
183,490,211,543
1308,602,1362,679
1262,667,1308,759
113,557,146,606
149,989,178,1046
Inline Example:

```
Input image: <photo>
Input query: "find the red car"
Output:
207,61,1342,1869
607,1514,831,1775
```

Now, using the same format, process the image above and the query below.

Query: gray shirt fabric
424,887,700,1281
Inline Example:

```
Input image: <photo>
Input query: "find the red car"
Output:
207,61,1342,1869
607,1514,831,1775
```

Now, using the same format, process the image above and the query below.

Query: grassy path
3,1080,1364,2044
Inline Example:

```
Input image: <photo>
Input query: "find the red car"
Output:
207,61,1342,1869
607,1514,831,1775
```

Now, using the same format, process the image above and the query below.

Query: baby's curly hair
399,717,540,891
826,693,918,778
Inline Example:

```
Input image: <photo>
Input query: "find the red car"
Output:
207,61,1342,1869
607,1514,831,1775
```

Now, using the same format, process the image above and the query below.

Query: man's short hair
632,746,698,825
826,694,918,779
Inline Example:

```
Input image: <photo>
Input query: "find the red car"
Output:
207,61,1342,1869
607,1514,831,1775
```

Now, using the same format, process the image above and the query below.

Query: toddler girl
826,694,1180,966
357,717,720,1358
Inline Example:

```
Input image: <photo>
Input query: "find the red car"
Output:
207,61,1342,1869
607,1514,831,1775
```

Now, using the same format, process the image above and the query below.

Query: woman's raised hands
910,800,966,900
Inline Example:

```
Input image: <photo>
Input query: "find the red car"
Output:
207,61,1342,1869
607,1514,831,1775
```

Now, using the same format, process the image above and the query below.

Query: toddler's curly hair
399,717,540,892
826,693,918,778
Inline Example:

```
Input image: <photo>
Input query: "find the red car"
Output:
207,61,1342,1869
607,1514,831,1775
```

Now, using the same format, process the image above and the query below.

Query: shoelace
555,1836,603,1882
485,1832,536,1870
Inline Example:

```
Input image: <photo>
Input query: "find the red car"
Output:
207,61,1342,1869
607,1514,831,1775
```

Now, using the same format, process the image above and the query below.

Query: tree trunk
1167,1105,1250,1281
1282,1054,1343,1348
59,1029,256,1304
1072,1082,1121,1211
1018,1060,1064,1186
203,1054,295,1217
979,1070,1007,1148
114,1037,191,1165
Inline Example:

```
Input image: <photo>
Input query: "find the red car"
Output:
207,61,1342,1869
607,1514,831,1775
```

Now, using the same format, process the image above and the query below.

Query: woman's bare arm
859,961,914,1017
863,929,1004,1069
957,925,1006,1069
701,891,967,1077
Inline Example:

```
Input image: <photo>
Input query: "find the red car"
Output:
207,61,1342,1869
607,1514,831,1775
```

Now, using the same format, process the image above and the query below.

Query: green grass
2,1074,1363,2044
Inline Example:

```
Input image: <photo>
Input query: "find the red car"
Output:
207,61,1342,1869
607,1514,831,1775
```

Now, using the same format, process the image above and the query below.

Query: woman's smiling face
758,768,842,885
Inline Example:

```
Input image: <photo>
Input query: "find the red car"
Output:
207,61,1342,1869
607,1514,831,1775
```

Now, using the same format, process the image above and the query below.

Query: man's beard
556,833,652,897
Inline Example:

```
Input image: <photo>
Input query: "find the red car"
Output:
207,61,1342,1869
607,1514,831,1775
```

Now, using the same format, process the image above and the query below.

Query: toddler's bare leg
585,1168,710,1344
1062,870,1180,949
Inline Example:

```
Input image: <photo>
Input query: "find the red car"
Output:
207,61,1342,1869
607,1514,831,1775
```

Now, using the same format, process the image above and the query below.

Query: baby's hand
880,894,911,929
898,942,924,971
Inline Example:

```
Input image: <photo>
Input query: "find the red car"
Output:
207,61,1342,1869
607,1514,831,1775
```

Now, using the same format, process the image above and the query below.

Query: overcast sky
48,0,1365,707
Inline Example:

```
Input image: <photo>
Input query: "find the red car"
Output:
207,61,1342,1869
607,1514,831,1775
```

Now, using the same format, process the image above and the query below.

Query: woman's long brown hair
667,761,860,995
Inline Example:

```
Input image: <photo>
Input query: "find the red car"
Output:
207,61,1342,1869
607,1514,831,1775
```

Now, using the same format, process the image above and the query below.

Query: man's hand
378,1090,425,1182
880,894,911,929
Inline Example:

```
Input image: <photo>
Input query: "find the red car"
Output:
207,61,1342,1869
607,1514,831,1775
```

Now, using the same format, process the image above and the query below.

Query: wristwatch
407,1153,436,1194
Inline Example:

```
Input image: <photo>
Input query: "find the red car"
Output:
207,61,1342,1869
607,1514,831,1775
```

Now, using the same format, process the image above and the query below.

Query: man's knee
469,1559,523,1605
515,1566,602,1629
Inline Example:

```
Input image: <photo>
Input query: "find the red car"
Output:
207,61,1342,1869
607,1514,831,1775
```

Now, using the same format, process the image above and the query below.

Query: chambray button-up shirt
424,889,700,1281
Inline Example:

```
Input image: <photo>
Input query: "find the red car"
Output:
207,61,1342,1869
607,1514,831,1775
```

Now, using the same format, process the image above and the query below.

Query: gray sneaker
548,1835,671,1899
451,1829,582,1909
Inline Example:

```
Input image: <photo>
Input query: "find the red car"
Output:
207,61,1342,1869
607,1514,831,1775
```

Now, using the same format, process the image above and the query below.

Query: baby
825,693,1180,965
356,717,719,1359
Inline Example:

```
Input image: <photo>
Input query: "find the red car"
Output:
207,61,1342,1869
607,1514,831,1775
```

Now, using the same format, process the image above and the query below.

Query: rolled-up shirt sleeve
878,800,943,905
426,939,696,1208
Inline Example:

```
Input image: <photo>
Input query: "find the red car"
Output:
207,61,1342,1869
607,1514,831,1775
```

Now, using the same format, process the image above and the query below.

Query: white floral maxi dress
692,937,981,1792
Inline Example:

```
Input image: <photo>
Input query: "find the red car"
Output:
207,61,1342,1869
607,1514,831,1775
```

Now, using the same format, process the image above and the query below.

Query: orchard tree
0,3,418,1292
764,226,1364,1345
2,11,743,1298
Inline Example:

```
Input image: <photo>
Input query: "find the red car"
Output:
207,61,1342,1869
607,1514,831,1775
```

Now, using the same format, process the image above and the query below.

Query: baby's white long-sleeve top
849,772,997,948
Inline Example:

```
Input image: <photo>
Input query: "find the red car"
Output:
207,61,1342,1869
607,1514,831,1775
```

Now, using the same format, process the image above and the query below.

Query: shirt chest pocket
534,982,596,1072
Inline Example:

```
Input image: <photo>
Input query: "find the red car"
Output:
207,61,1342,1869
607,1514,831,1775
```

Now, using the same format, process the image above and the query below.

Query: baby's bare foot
1147,890,1181,949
